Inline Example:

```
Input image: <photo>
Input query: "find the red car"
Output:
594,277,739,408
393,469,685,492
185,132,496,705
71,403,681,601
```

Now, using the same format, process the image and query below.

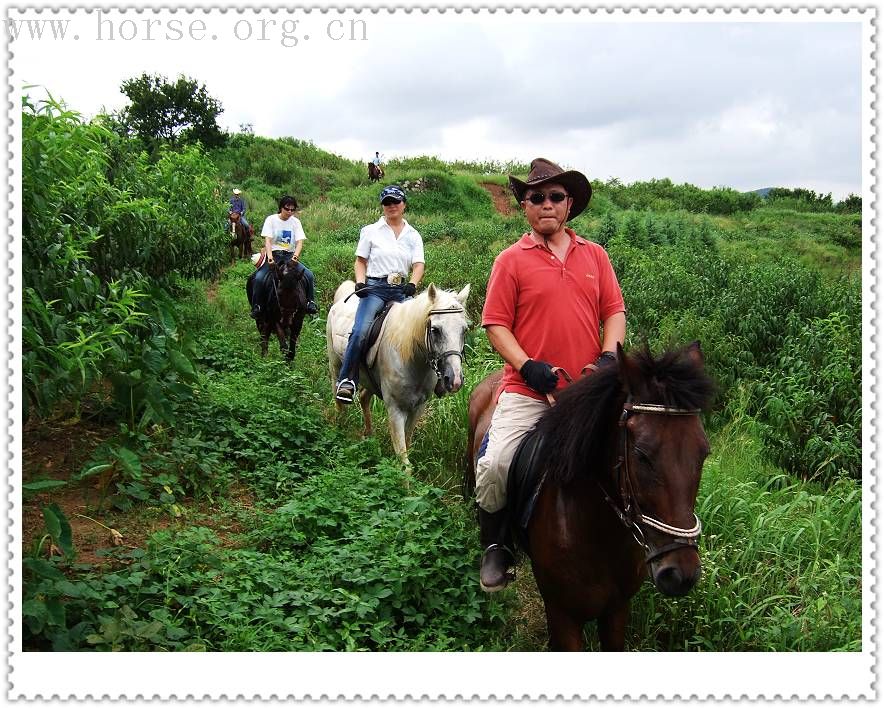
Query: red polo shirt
482,229,625,402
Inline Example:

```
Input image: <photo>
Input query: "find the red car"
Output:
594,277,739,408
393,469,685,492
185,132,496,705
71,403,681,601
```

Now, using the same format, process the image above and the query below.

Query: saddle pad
506,428,548,552
329,299,395,369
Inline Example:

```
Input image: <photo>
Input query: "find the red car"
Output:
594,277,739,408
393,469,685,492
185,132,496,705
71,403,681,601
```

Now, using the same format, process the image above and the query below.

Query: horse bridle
425,306,466,379
597,398,703,565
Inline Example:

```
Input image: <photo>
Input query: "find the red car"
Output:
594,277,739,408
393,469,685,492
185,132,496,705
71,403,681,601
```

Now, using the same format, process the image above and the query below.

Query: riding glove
595,351,617,367
354,282,368,298
402,282,416,297
519,359,559,394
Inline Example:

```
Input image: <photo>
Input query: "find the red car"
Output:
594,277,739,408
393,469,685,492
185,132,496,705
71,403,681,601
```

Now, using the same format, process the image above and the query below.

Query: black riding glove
595,351,617,367
402,282,416,297
519,359,559,395
354,282,368,298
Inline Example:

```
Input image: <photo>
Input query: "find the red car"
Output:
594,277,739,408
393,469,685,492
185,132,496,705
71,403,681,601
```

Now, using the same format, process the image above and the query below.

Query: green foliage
117,73,226,150
22,93,222,419
603,177,762,215
741,311,861,482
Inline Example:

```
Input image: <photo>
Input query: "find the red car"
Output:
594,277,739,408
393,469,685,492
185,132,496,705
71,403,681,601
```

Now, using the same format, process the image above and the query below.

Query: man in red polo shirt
476,158,626,592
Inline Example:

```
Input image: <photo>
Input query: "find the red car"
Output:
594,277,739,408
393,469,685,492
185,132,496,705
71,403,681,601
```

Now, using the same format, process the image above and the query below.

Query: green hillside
22,102,862,651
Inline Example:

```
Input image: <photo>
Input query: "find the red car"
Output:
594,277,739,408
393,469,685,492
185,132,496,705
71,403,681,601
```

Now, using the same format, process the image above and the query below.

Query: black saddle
362,300,397,359
354,300,397,401
505,428,548,552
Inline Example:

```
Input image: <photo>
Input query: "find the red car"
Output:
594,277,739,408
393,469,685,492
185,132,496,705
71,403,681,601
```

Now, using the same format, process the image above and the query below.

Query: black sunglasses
526,191,569,205
282,205,297,211
382,198,403,206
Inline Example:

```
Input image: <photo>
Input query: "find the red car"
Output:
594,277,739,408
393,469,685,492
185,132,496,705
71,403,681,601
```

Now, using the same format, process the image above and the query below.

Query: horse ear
456,284,470,304
427,283,438,302
685,340,704,368
616,342,635,395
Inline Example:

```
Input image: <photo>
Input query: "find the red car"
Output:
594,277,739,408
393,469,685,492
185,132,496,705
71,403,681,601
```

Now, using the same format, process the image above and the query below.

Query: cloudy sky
11,8,866,199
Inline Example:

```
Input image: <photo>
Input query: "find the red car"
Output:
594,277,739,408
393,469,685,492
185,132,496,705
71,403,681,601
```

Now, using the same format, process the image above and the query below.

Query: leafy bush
22,94,221,419
743,311,861,482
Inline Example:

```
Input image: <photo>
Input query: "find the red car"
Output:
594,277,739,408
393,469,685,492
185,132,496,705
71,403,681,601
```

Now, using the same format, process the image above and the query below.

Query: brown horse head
616,341,711,596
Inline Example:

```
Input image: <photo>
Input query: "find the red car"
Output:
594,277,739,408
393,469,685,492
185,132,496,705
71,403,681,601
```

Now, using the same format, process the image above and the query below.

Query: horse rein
599,399,703,565
425,306,466,379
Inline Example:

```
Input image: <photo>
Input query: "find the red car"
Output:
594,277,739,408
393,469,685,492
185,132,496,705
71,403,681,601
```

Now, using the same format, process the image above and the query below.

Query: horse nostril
654,565,697,597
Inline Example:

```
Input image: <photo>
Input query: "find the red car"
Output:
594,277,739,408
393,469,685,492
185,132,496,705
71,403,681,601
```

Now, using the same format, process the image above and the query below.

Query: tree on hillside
118,73,226,150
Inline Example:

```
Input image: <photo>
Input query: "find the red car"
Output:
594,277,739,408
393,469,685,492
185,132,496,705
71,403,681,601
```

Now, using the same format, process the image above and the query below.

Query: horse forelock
538,343,714,486
384,289,466,360
626,344,715,411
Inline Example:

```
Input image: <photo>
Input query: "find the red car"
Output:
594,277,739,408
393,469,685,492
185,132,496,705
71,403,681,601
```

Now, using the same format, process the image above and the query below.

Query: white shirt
261,213,306,252
356,217,425,277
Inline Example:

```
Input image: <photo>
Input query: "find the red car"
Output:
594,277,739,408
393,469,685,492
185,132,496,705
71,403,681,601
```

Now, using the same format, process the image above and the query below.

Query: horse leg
259,324,269,357
386,408,411,469
597,603,629,651
275,323,287,354
286,313,306,362
359,388,373,437
544,605,586,651
404,404,426,448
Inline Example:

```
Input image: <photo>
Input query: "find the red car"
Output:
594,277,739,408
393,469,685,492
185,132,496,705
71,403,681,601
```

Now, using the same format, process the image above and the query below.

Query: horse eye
431,326,440,335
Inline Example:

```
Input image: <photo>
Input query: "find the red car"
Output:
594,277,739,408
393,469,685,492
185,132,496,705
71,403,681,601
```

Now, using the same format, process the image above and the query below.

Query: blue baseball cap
379,185,407,203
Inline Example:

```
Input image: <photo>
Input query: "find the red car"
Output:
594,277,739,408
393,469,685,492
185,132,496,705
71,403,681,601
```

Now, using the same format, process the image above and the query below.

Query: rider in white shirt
334,185,425,404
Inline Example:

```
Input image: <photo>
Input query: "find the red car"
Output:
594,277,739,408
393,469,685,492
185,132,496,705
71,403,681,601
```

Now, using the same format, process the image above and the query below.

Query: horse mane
385,289,463,360
536,343,716,486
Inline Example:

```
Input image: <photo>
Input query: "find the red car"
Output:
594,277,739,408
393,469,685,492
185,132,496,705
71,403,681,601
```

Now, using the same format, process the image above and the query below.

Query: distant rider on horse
230,188,250,232
475,158,626,592
250,196,318,319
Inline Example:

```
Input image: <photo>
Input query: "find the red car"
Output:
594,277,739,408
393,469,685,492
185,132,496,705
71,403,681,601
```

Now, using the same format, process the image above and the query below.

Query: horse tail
333,280,356,305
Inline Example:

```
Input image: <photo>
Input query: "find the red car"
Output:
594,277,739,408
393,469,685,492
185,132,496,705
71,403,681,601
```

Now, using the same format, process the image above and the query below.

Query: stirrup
335,379,356,403
479,543,515,592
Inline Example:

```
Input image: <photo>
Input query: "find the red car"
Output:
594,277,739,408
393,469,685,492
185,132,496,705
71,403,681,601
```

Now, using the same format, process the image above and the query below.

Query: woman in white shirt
335,185,425,404
249,195,318,318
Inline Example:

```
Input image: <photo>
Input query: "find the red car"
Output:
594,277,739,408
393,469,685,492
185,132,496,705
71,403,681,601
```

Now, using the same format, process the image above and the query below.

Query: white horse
327,281,471,466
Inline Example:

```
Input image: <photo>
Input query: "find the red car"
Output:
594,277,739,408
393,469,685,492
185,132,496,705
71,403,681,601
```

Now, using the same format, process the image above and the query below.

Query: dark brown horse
246,259,307,360
466,342,714,650
228,211,253,262
368,162,384,182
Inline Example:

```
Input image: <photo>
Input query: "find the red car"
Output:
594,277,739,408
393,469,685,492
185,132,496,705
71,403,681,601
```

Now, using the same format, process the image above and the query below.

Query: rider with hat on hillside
475,158,627,592
334,185,425,404
230,188,250,232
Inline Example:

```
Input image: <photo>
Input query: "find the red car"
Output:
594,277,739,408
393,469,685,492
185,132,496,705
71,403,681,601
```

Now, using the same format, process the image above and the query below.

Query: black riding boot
478,508,514,592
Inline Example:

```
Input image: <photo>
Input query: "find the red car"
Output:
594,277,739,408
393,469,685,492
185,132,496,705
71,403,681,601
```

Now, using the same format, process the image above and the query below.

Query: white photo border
4,3,876,701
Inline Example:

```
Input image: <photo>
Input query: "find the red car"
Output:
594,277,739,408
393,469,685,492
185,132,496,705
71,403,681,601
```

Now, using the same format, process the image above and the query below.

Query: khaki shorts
475,391,549,513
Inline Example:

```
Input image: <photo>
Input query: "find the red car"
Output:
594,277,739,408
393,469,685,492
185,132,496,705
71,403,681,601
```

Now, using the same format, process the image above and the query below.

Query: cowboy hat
232,188,242,195
508,158,592,221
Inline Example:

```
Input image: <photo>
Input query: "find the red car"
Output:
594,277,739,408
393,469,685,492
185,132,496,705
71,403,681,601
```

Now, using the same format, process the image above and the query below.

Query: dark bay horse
246,259,307,360
466,342,714,650
228,211,253,262
368,162,384,182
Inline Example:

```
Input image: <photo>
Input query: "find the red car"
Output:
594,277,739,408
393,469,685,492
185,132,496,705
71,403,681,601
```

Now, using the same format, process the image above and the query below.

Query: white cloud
12,9,864,199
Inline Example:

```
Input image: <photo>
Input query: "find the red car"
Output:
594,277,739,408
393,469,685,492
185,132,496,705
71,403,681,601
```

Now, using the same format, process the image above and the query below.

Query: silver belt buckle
387,273,404,285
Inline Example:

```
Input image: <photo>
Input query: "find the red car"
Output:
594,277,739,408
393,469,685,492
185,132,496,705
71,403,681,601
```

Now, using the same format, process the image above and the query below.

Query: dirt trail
480,182,517,217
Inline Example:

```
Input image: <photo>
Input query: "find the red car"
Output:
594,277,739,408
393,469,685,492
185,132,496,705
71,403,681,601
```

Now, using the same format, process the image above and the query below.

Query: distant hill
751,187,775,198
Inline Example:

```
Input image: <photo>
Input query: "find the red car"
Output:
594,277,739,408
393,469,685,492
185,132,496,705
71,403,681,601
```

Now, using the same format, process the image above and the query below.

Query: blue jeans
252,251,315,309
338,277,407,385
